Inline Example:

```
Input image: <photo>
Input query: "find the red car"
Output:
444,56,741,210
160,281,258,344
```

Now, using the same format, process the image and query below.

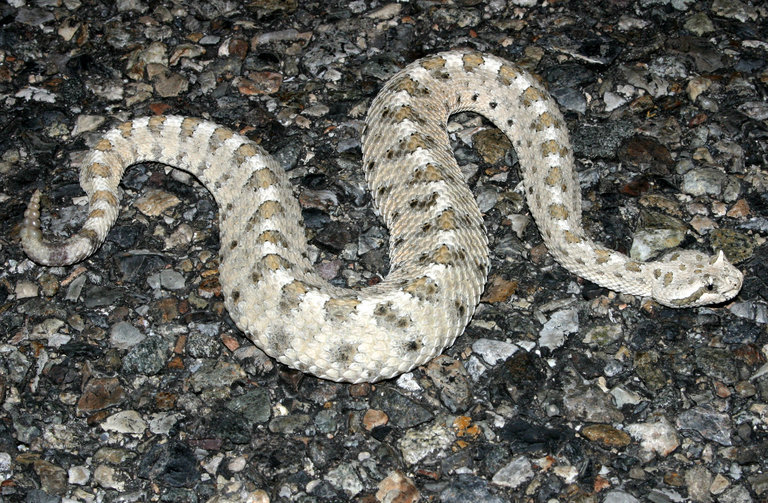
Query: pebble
226,388,271,425
314,408,340,434
15,7,55,27
681,168,740,202
685,465,713,502
121,335,169,375
153,69,189,97
72,114,106,135
363,409,388,431
370,387,433,428
37,273,59,297
480,276,518,303
367,3,401,19
29,318,65,344
0,452,11,473
101,410,148,435
110,321,145,350
539,308,579,350
138,441,200,487
604,91,628,111
94,449,138,468
710,0,758,22
68,465,90,485
583,324,623,346
64,274,86,301
148,411,183,435
749,473,768,496
424,355,472,413
611,387,644,408
464,355,489,381
471,338,518,366
439,474,506,503
15,280,38,299
227,455,247,472
375,471,419,503
472,129,512,164
268,413,312,434
684,12,715,36
551,86,587,114
187,325,223,358
84,285,123,308
490,455,533,488
695,347,739,384
709,228,755,264
738,101,768,121
626,419,680,456
603,491,640,503
687,75,712,101
711,473,730,494
93,465,127,491
581,424,631,448
34,459,67,496
147,269,186,290
134,189,181,216
396,419,454,465
234,72,282,95
563,382,624,423
676,406,733,446
325,464,364,497
629,211,687,261
719,485,752,503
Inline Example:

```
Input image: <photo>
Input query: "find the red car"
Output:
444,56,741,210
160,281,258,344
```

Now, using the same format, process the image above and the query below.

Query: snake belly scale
20,51,743,383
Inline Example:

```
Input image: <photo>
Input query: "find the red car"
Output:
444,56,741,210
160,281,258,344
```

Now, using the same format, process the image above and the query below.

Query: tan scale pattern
19,51,744,382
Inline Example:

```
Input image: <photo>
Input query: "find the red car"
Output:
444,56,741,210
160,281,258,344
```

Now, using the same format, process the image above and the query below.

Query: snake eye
705,281,715,292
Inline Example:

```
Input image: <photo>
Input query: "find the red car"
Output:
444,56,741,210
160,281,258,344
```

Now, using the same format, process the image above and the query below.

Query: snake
19,51,744,383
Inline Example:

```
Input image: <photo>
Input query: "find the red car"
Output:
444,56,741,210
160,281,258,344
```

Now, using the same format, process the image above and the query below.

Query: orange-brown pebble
363,409,389,431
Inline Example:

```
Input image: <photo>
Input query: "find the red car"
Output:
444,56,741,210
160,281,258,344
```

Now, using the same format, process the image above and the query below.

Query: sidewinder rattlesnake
19,51,744,383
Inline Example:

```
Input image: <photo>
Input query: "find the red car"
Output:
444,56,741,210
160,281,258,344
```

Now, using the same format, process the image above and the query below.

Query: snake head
650,250,744,308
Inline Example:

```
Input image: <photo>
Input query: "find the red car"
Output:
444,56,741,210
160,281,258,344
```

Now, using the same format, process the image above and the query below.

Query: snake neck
546,239,654,298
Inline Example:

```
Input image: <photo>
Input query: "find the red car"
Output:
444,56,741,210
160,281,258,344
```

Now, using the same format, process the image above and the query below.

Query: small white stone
227,455,247,473
395,372,422,392
148,412,184,435
471,338,519,366
15,280,38,299
68,465,90,485
611,387,644,408
0,452,12,472
93,464,126,491
73,115,106,135
202,453,224,475
626,418,679,456
366,3,402,19
102,410,147,435
397,421,453,465
539,308,579,350
604,91,627,111
603,491,640,503
710,473,730,494
110,321,145,350
491,456,533,488
553,464,579,484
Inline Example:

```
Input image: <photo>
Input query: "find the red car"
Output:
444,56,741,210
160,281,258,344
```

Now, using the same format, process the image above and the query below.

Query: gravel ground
1,0,768,502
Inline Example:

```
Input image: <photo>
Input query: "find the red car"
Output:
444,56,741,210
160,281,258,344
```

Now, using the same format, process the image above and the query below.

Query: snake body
20,51,743,383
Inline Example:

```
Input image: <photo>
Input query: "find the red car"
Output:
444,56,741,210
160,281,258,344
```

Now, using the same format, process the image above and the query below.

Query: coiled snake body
20,51,743,383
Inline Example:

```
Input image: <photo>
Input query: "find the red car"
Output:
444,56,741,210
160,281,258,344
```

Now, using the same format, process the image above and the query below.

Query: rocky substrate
1,0,767,502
